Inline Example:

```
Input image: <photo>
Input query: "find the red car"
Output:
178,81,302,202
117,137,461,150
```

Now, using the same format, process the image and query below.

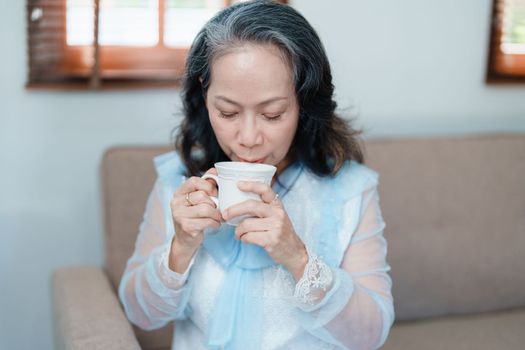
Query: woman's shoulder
153,150,187,186
339,160,379,186
304,159,379,199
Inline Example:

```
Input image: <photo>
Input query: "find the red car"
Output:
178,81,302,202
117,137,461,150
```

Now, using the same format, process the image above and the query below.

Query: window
487,0,525,83
26,0,288,90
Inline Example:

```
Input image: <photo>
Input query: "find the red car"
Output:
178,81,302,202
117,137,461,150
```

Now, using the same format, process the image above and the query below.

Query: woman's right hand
169,169,222,273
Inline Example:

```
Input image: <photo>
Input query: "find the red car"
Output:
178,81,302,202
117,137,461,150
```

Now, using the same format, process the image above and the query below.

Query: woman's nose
238,116,263,148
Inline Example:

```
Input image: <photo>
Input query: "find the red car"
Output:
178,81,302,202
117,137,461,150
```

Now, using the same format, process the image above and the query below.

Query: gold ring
185,192,195,206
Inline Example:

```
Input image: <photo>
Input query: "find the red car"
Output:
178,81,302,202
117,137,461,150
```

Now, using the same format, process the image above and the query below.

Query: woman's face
205,44,299,174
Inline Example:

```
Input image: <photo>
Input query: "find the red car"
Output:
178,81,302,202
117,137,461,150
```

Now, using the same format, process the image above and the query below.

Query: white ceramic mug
202,161,277,226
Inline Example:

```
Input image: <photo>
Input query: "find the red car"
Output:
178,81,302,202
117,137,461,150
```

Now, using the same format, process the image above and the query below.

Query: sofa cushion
382,307,525,350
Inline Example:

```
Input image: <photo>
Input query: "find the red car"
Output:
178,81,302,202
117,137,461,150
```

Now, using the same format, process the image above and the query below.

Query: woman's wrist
287,245,309,282
169,235,199,273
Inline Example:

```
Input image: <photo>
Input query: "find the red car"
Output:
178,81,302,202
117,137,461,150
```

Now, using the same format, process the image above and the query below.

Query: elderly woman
119,1,394,349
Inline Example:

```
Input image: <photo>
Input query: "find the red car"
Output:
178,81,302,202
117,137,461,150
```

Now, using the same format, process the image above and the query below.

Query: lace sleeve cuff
293,249,334,308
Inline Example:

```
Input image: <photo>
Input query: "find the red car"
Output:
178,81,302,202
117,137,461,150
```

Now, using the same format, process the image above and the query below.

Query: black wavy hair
174,0,363,177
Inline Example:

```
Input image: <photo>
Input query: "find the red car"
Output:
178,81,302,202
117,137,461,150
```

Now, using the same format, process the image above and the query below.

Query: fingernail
222,210,228,219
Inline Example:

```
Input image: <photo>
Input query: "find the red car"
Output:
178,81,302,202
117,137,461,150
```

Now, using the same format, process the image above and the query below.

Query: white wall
1,0,524,349
299,0,525,135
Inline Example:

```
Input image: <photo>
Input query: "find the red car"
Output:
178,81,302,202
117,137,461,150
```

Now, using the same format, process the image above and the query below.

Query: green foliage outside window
506,5,525,44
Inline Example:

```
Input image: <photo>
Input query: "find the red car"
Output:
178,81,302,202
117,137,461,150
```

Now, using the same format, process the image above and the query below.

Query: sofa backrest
102,146,173,349
365,134,525,320
101,134,525,346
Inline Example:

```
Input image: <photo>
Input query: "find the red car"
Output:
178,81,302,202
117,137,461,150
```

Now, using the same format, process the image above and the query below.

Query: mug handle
201,173,219,208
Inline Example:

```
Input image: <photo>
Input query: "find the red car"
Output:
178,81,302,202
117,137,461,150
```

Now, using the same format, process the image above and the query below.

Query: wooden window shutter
487,0,525,83
27,0,85,87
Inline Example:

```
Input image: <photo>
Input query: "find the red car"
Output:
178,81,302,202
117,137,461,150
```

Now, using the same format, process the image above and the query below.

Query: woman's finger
192,217,221,233
223,199,272,221
239,231,270,248
187,190,217,208
180,217,221,237
185,203,222,222
235,217,272,240
176,174,218,197
237,181,277,204
202,168,219,196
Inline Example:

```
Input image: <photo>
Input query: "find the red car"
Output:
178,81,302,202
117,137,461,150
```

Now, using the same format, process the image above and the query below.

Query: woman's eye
263,114,282,121
219,112,238,119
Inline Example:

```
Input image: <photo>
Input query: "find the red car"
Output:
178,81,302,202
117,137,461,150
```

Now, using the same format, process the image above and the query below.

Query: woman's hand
223,181,308,281
169,169,222,273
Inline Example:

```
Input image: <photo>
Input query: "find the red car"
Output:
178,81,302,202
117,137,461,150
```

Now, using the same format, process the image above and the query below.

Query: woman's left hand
222,181,308,281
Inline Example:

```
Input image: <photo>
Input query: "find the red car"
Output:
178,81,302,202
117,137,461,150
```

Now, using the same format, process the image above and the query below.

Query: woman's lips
237,156,266,163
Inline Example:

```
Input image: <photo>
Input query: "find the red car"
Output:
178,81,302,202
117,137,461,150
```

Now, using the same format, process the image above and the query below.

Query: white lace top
119,153,394,350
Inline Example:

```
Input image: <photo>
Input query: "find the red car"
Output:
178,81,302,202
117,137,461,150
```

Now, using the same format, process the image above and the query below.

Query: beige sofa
52,134,525,350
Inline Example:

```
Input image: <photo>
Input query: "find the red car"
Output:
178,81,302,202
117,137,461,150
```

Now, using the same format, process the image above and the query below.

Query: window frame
486,0,525,84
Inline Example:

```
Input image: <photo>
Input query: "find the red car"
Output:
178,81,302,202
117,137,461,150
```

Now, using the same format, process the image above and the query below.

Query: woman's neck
272,151,297,185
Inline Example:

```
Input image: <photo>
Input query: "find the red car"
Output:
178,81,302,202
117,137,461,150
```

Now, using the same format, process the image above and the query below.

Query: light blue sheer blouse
119,152,394,349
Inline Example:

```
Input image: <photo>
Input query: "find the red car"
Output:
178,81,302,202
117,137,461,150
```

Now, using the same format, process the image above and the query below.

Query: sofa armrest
52,266,141,350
